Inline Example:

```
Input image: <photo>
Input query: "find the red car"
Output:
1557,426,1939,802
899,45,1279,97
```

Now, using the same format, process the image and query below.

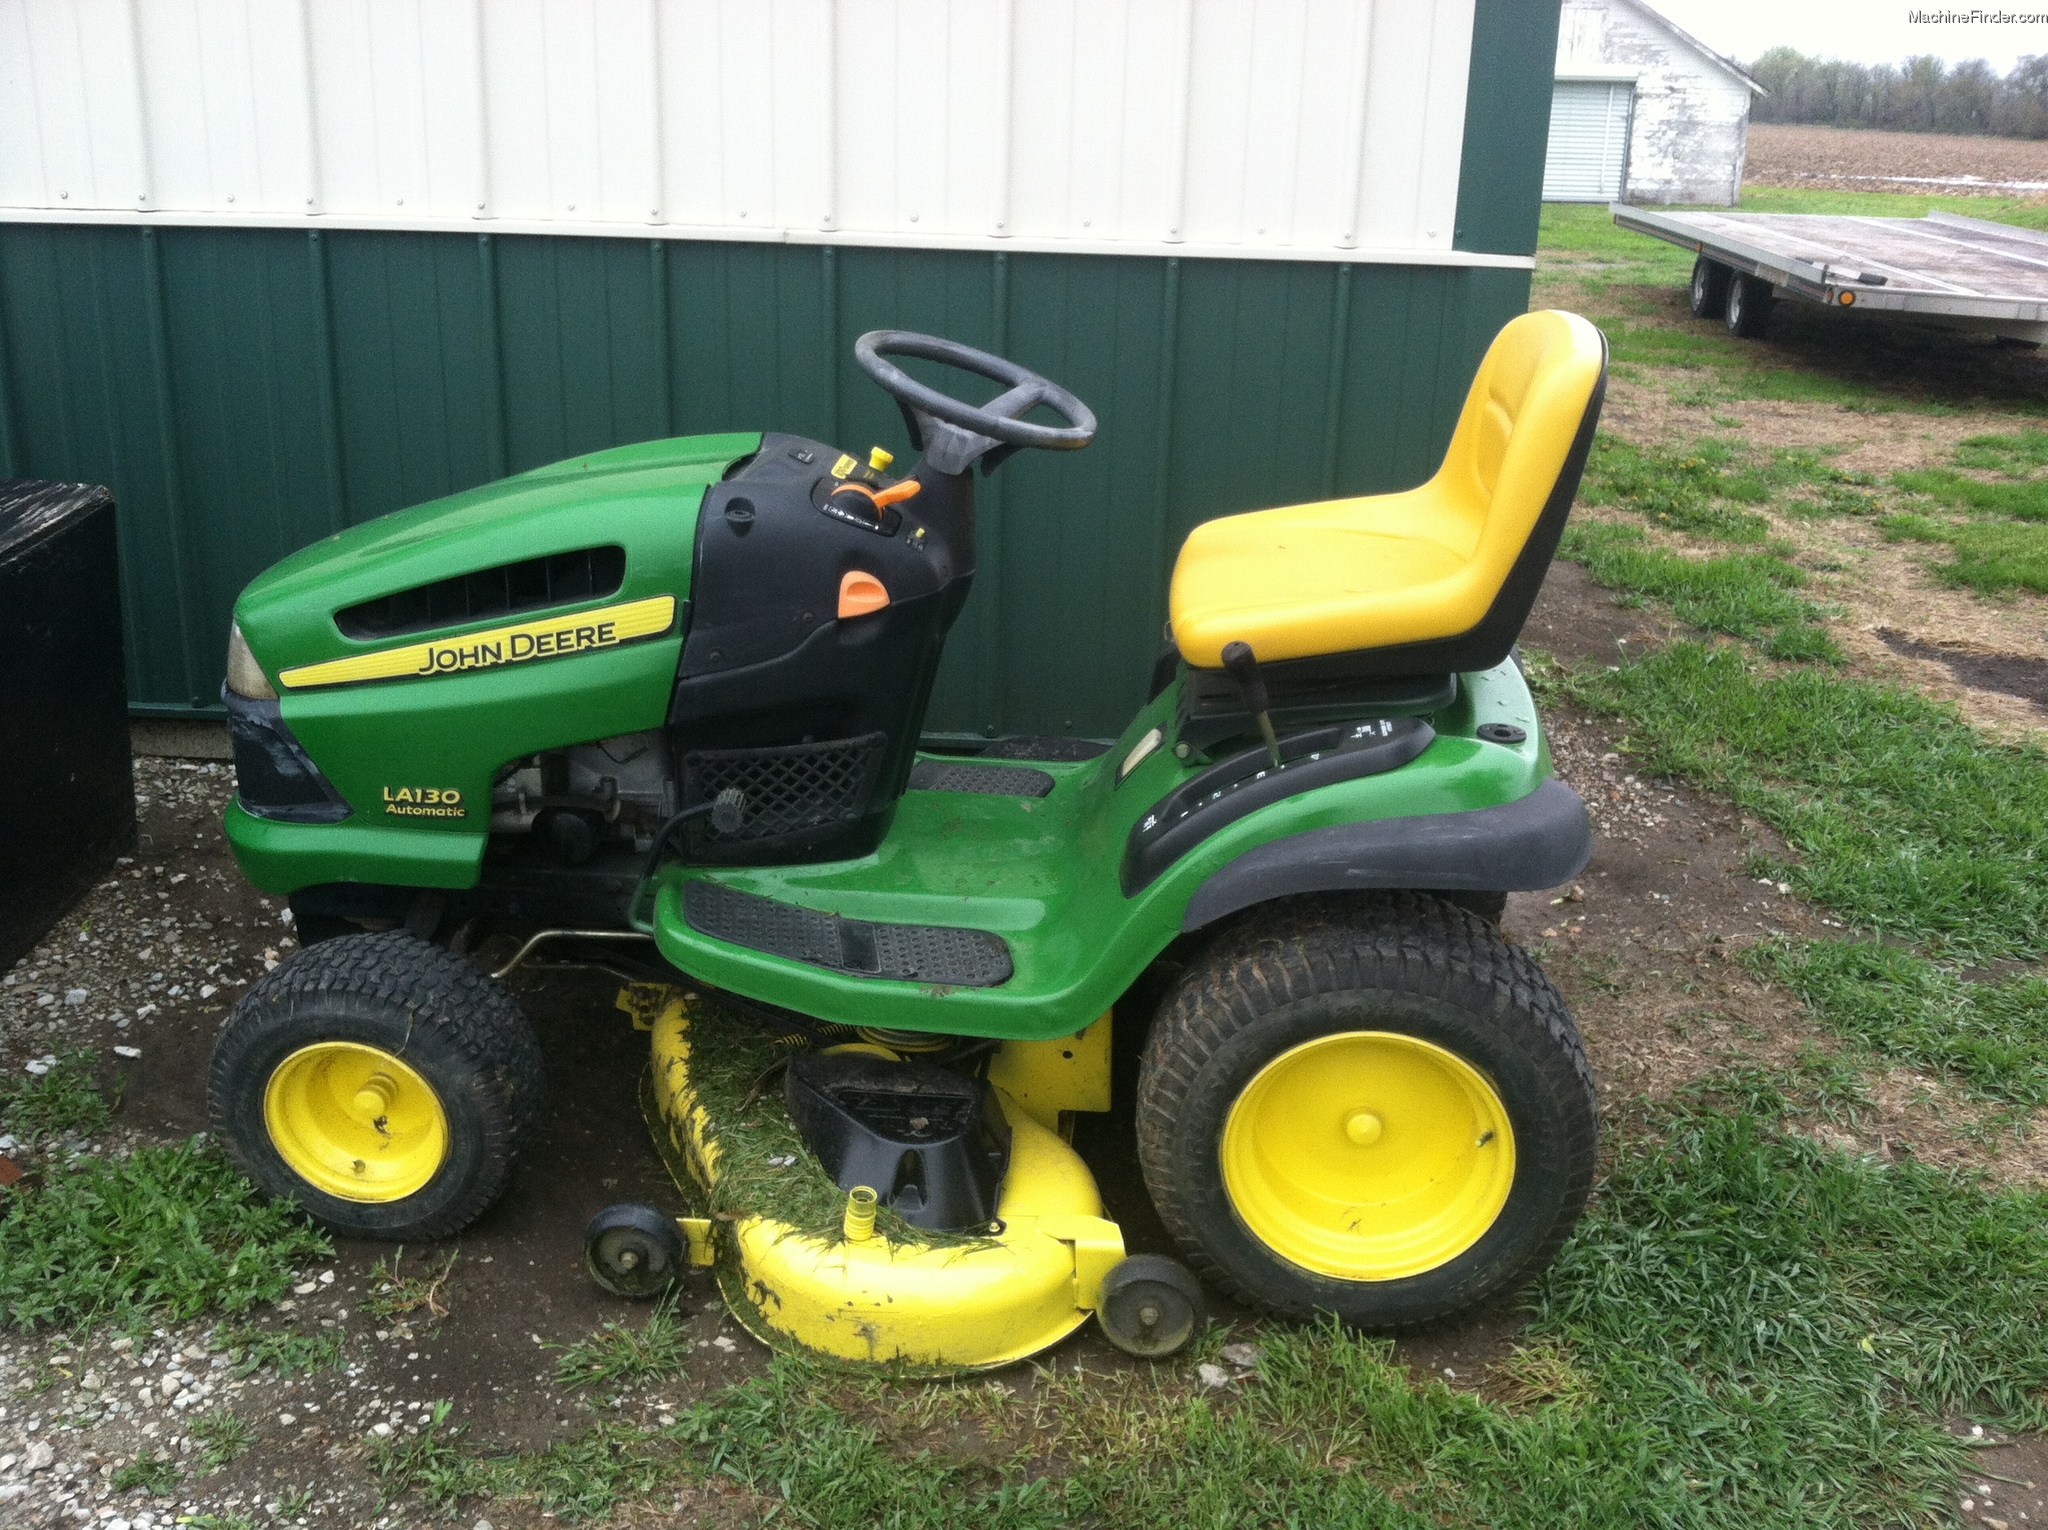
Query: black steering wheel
854,331,1097,472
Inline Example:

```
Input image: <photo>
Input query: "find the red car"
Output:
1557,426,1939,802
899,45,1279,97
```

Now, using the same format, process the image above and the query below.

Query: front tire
209,932,544,1240
1136,894,1596,1329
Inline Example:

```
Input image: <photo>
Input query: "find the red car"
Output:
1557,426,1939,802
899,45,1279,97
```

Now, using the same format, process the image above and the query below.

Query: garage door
1544,80,1634,201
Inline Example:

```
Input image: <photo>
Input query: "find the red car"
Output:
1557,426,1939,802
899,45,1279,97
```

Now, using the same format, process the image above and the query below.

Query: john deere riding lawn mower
210,311,1608,1368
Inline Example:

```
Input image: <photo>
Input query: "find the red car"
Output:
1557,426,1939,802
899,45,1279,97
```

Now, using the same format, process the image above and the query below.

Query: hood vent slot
335,545,626,640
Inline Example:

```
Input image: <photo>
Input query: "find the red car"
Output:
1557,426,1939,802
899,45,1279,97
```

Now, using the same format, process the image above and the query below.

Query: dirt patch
1876,628,2048,712
1520,558,1663,668
1746,123,2048,196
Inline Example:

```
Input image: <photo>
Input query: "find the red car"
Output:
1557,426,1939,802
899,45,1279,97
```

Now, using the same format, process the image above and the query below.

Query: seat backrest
1433,309,1607,582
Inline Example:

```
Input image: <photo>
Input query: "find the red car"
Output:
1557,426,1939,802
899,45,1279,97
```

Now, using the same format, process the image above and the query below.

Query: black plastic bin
0,480,135,970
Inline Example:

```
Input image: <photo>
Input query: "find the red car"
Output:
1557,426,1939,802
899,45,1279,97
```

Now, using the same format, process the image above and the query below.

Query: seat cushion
1170,484,1496,668
1169,309,1606,670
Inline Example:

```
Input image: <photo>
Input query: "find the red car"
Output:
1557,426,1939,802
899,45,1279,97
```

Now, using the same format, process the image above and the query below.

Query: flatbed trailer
1612,203,2048,345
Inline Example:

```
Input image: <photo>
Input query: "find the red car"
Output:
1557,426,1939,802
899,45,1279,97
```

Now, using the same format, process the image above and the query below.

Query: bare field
1747,121,2048,194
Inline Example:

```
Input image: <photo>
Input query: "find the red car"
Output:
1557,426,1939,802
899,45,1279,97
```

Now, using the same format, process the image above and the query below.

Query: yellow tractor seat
1170,310,1607,678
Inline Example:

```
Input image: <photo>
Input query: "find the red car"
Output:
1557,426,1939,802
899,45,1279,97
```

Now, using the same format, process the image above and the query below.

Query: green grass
112,1452,182,1494
191,1407,257,1471
1939,521,2048,593
217,1321,345,1377
1881,512,2048,594
1577,434,1773,541
554,1294,691,1390
366,1095,2048,1530
1559,643,2048,958
1750,938,2048,1108
0,1049,111,1141
1561,522,1841,661
0,1137,329,1331
1952,427,2048,477
1892,466,2048,520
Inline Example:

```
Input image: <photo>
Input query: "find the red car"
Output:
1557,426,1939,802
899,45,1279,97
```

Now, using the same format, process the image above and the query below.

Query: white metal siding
1553,0,1754,206
0,0,1521,267
1544,80,1633,202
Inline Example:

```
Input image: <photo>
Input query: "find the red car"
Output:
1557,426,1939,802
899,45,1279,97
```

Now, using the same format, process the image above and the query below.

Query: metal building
1544,0,1762,205
0,0,1560,738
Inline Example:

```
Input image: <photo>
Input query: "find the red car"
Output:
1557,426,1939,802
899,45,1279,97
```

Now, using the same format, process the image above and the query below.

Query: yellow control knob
868,446,895,473
1343,1110,1384,1147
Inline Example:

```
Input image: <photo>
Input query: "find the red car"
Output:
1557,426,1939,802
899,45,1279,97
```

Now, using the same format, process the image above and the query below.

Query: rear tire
1725,274,1775,338
1136,894,1597,1330
209,932,544,1241
1689,256,1731,320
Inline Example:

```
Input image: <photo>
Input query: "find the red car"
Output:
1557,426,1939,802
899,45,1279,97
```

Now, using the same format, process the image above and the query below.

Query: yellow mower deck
639,988,1126,1371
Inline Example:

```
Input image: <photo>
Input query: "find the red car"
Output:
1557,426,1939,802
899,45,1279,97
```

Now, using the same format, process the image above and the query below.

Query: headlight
224,621,278,701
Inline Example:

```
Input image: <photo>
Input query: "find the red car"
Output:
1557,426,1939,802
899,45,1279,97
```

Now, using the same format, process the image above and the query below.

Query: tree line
1750,48,2048,139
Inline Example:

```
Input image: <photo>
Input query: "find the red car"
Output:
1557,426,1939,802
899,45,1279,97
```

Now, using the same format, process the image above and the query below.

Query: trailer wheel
1136,893,1597,1330
1725,274,1775,338
209,931,544,1240
1689,256,1731,320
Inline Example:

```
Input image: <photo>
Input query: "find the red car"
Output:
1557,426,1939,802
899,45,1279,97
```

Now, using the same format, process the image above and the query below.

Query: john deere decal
278,596,676,690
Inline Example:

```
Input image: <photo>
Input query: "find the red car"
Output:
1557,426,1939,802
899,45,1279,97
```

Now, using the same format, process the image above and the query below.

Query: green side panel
0,224,1528,735
1453,0,1564,256
225,800,486,894
278,635,684,845
654,661,1548,1042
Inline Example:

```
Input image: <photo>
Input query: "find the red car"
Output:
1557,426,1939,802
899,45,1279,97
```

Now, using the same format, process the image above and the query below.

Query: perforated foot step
907,760,1055,798
684,881,1014,988
980,736,1111,762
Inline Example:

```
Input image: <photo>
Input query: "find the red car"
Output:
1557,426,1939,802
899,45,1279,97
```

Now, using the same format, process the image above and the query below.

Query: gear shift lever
1221,641,1282,770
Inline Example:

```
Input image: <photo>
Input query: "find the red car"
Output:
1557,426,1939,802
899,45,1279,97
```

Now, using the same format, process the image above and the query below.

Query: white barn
1544,0,1763,206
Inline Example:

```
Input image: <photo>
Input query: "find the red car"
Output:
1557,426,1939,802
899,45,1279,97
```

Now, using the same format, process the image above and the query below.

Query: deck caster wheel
586,1202,686,1298
1137,893,1598,1330
1095,1254,1205,1358
209,932,543,1241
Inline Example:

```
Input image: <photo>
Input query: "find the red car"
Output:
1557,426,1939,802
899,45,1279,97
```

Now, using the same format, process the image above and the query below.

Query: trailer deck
1612,204,2048,343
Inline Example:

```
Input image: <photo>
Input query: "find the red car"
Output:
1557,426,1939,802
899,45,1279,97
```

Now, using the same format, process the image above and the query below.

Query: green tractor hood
237,432,759,679
226,431,758,893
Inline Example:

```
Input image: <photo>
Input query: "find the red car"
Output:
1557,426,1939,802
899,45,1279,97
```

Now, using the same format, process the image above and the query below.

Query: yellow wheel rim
262,1042,449,1203
1221,1031,1515,1281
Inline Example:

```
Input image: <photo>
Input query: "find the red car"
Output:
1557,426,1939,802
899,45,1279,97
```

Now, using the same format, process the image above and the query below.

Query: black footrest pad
907,760,1055,798
685,882,1013,988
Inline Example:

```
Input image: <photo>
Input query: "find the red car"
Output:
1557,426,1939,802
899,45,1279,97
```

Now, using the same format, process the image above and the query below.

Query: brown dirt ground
1747,122,2048,194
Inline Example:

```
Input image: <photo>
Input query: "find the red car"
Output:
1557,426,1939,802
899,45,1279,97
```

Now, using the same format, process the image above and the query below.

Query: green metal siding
1455,0,1565,256
0,223,1530,737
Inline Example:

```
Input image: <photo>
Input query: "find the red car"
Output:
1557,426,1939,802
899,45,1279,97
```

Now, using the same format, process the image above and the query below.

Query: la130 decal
382,786,465,819
279,596,676,690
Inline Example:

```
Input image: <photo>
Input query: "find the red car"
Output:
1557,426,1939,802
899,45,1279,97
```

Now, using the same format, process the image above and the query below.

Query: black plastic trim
333,544,626,640
1123,717,1435,895
223,685,352,824
1179,777,1592,931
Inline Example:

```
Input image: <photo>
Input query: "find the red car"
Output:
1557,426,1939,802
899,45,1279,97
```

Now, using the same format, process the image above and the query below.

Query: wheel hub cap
264,1042,449,1203
1221,1031,1516,1281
